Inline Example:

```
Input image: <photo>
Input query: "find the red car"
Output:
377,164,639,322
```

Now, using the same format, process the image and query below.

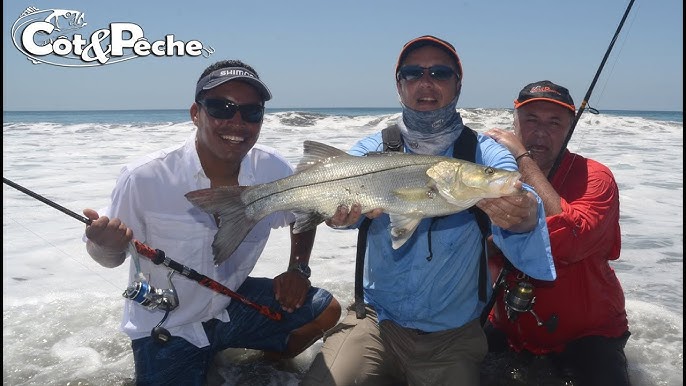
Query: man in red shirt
483,80,630,385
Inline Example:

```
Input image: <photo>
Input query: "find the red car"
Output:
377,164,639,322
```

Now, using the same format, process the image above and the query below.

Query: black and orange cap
395,35,463,81
514,80,575,112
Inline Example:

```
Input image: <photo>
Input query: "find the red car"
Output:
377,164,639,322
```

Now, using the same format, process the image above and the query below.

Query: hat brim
514,97,575,112
200,76,272,102
395,36,463,80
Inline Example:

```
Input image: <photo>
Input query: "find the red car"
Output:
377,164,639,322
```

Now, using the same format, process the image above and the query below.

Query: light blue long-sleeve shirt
350,131,555,332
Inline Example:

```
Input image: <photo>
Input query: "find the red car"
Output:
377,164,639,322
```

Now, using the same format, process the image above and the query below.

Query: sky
2,0,683,112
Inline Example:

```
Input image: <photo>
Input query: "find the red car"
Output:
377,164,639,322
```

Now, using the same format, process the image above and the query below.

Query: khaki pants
301,305,487,386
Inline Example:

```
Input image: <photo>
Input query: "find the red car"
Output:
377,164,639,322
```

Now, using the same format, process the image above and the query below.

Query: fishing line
3,213,123,292
590,3,639,114
3,177,284,323
548,0,637,180
554,2,639,188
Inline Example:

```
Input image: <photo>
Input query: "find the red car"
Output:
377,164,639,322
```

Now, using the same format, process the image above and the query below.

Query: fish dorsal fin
295,141,349,173
388,213,424,249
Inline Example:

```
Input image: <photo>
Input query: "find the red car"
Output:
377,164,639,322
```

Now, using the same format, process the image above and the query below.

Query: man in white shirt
83,59,341,386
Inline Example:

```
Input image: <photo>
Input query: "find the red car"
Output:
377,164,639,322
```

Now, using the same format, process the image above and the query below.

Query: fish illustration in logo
12,7,88,64
44,9,87,32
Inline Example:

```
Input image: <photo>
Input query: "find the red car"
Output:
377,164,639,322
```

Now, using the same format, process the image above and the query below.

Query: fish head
44,9,87,32
427,160,522,204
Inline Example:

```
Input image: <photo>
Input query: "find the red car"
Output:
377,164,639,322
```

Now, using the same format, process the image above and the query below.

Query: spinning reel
123,270,179,344
504,281,558,333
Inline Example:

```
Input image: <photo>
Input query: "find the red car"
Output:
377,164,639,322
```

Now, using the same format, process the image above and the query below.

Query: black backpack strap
452,127,478,163
382,124,403,152
474,208,490,303
354,125,402,318
453,127,490,303
354,217,373,318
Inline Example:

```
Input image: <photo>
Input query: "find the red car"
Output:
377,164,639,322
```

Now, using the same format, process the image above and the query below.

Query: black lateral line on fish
245,163,432,205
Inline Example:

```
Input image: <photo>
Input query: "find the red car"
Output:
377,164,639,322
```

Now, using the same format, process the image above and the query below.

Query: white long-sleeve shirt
92,131,295,348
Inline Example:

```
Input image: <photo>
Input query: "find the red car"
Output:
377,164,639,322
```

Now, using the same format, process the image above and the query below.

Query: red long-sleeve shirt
489,150,628,354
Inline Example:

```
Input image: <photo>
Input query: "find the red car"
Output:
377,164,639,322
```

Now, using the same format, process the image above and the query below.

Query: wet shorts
131,276,333,385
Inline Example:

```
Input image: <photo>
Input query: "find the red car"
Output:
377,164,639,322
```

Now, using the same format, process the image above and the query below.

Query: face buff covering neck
398,95,464,155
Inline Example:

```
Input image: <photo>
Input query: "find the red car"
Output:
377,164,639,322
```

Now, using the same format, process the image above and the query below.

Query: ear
190,103,199,124
513,112,522,135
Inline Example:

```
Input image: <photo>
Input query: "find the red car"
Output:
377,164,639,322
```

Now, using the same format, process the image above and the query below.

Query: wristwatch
288,262,311,279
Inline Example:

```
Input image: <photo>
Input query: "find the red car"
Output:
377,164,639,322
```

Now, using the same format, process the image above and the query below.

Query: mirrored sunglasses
197,99,265,123
397,65,459,82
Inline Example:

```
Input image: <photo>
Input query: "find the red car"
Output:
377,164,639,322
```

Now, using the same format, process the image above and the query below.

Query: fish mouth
462,171,522,196
497,172,523,195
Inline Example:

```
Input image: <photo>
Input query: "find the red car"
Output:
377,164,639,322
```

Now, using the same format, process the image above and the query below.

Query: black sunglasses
397,65,459,82
196,99,265,123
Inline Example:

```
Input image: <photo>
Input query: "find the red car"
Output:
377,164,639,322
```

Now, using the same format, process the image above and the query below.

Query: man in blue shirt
301,36,555,386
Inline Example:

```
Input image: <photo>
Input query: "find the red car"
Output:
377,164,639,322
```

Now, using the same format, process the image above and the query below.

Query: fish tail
185,187,258,265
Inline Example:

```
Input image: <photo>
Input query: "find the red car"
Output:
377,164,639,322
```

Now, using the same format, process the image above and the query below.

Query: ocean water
2,108,683,386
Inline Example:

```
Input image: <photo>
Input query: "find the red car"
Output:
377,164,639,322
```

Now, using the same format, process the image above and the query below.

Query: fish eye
484,167,495,175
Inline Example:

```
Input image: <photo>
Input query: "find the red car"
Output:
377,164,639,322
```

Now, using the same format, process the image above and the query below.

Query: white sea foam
3,109,682,385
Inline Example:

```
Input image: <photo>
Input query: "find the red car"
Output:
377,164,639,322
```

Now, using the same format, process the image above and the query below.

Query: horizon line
3,107,683,114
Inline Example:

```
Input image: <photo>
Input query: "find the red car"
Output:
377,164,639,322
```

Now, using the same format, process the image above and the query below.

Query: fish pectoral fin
389,214,423,249
293,211,327,234
393,187,433,201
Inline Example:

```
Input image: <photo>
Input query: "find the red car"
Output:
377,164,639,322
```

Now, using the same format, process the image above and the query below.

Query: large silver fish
185,141,523,265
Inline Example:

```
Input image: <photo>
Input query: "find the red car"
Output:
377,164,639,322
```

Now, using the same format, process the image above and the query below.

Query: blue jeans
131,277,333,386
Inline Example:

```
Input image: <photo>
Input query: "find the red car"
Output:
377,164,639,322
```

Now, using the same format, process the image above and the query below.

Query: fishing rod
479,258,510,327
547,0,636,179
2,177,283,322
480,0,636,328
